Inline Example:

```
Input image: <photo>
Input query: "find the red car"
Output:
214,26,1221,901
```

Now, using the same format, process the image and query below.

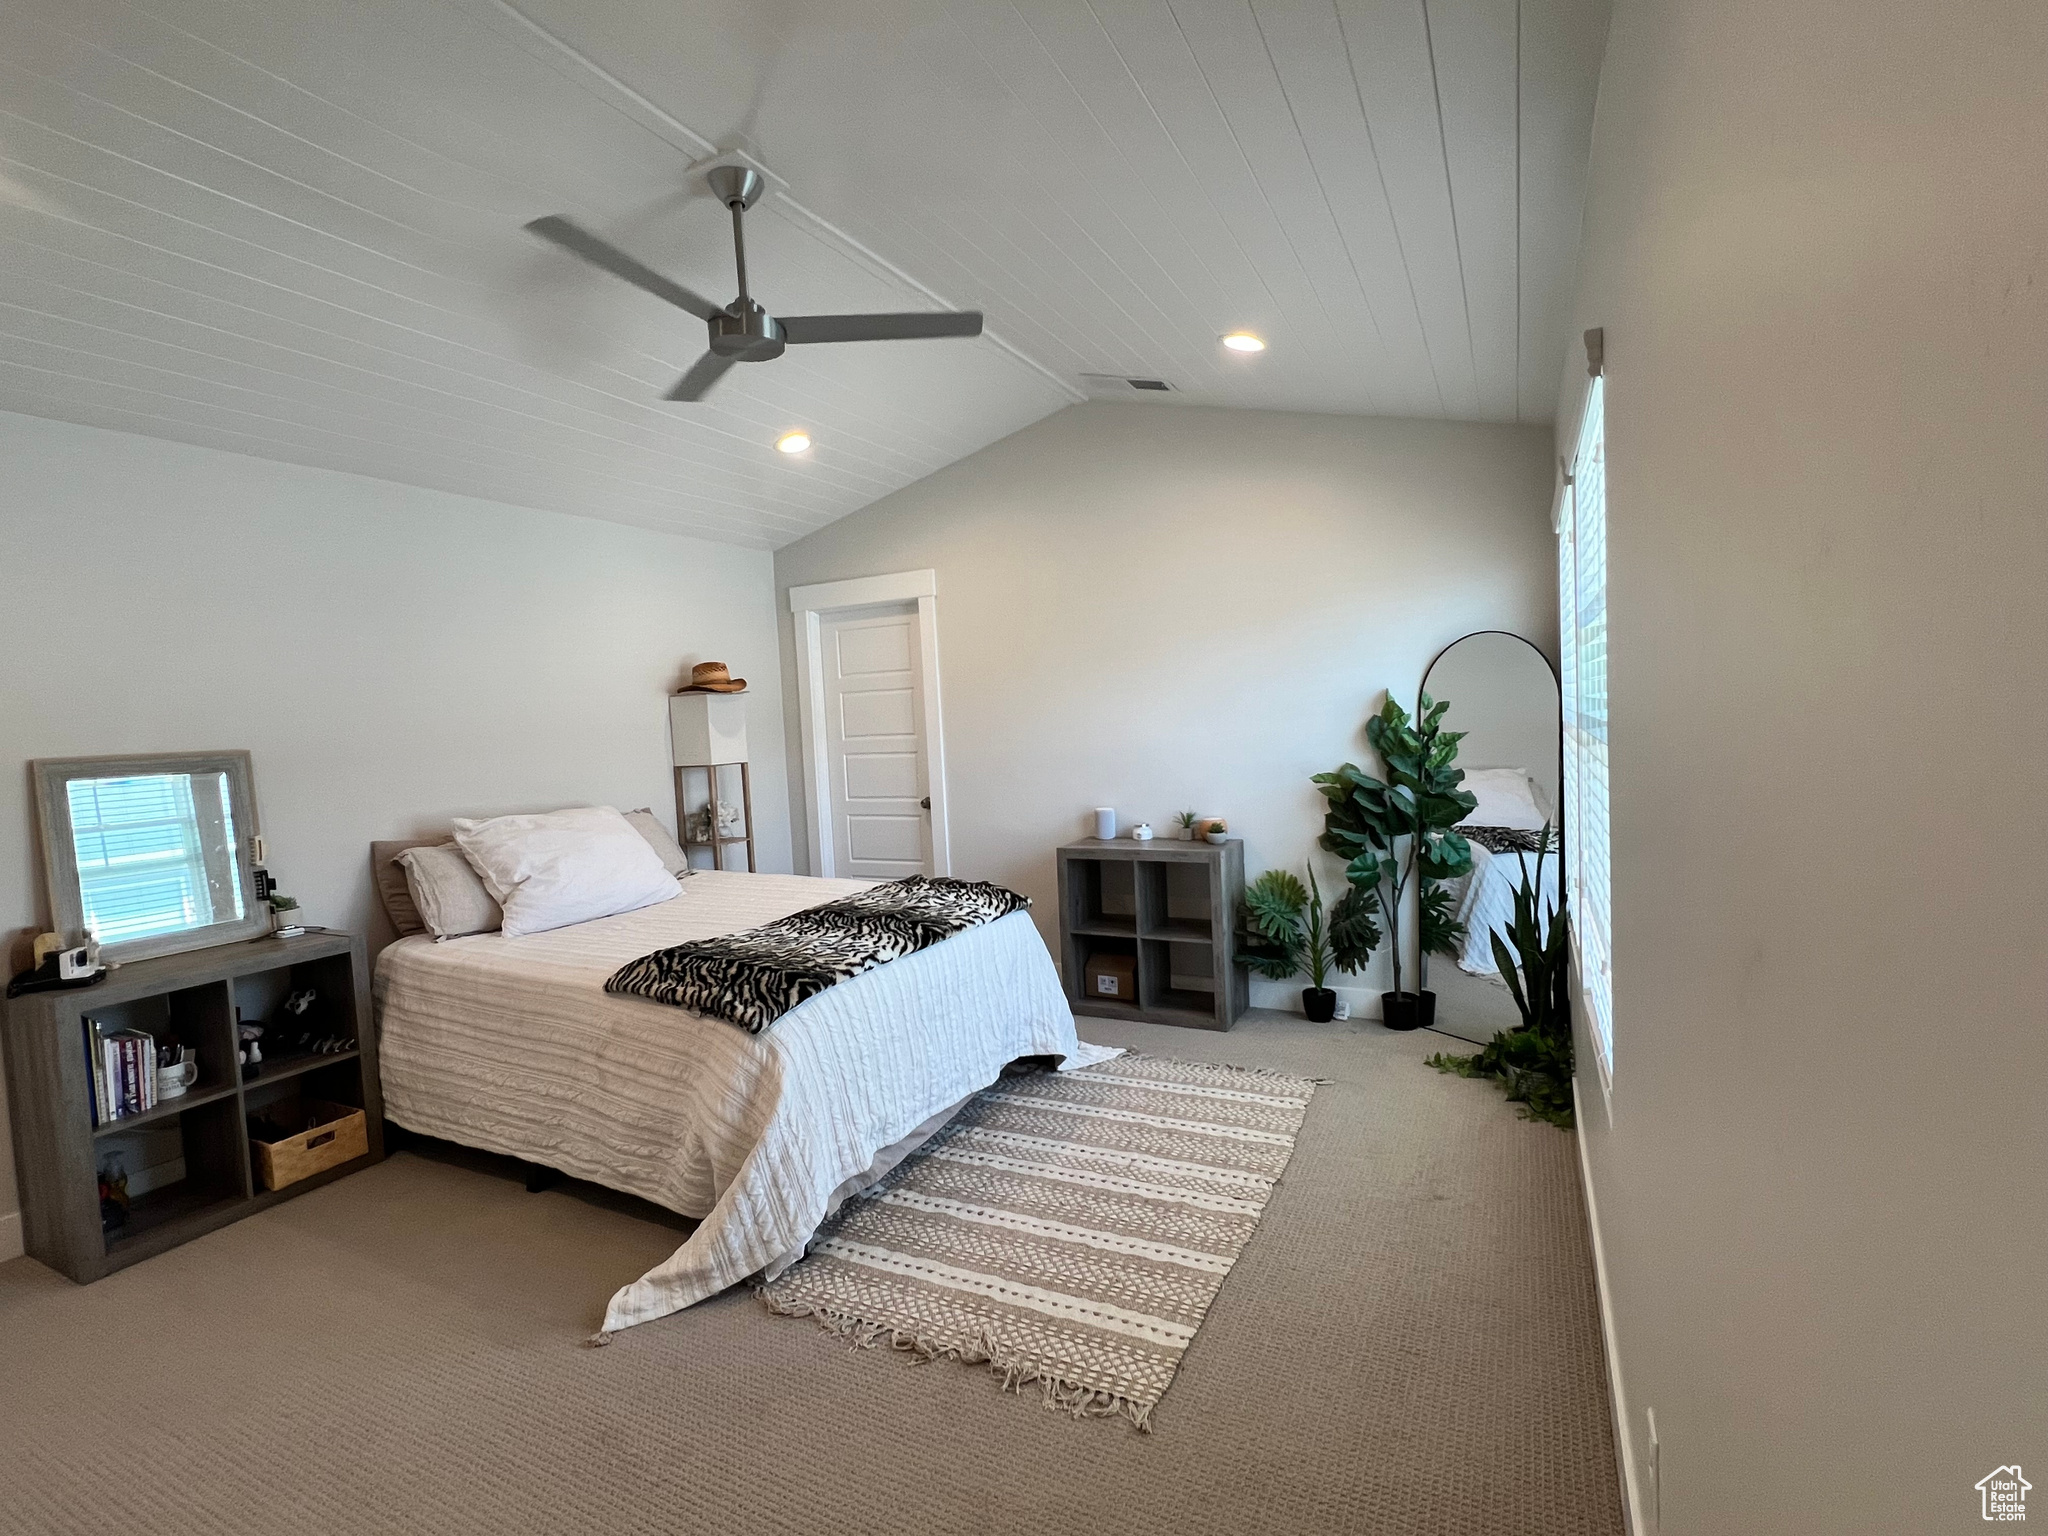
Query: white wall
773,403,1558,1008
1563,3,2047,1531
0,411,792,1247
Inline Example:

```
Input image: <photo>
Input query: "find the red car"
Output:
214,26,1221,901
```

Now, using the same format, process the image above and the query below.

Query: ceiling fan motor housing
710,302,784,360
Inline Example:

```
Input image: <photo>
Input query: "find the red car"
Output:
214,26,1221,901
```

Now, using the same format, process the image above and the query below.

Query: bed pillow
396,843,504,940
370,838,442,938
452,806,680,938
623,808,693,878
1460,768,1550,832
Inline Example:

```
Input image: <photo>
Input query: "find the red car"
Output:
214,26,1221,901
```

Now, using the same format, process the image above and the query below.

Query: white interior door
822,603,929,879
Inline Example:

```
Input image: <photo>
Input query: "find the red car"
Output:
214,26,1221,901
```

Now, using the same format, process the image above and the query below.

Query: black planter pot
1301,987,1338,1023
1381,990,1437,1032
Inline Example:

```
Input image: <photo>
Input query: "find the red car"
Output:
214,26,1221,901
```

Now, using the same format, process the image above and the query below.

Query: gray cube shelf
2,930,383,1283
1056,838,1247,1031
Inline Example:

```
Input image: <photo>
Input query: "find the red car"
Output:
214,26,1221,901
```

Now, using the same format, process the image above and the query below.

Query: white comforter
374,870,1117,1334
1453,842,1563,975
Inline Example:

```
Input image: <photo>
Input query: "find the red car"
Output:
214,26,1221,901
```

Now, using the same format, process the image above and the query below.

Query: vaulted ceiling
0,0,1609,548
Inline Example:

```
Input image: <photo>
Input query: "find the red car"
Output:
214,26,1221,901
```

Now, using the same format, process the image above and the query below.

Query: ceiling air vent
1080,373,1177,398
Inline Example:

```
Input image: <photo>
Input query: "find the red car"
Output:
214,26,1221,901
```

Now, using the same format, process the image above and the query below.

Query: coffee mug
156,1058,198,1098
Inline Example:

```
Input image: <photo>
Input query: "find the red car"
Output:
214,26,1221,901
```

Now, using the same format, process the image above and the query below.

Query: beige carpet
761,1052,1319,1428
0,1012,1623,1536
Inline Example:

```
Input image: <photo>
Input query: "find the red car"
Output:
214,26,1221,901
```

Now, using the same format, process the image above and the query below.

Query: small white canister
1129,823,1153,841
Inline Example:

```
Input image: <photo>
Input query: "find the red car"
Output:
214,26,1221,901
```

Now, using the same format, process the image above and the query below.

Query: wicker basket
251,1100,368,1192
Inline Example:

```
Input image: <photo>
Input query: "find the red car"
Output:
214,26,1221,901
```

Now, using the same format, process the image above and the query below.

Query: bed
374,868,1117,1335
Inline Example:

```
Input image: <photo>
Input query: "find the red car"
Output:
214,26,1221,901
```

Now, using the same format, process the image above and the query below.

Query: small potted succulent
268,894,304,936
1174,809,1201,841
1205,818,1230,845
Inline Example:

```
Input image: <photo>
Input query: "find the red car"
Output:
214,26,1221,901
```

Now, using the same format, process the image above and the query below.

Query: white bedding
1452,842,1563,975
374,869,1118,1334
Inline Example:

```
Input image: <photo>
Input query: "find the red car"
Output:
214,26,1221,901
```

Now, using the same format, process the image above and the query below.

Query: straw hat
678,661,747,694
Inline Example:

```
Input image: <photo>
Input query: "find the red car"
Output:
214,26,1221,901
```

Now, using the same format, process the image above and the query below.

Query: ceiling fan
526,166,985,402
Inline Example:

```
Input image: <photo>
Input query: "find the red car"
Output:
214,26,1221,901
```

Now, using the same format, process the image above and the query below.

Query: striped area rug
757,1052,1319,1430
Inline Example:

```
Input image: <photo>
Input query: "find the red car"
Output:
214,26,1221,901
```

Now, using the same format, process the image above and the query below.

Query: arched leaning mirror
1419,633,1562,1046
32,751,268,963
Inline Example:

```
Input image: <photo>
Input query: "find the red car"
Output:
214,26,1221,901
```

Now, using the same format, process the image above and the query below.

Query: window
67,774,242,943
1560,375,1613,1073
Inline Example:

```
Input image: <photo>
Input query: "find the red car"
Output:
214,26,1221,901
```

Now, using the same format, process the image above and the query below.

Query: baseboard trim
0,1208,21,1263
1575,1079,1646,1535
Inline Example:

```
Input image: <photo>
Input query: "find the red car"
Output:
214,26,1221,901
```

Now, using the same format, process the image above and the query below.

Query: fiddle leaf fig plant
1313,693,1476,996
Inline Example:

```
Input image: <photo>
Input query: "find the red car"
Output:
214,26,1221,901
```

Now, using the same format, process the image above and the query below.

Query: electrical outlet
1645,1407,1661,1530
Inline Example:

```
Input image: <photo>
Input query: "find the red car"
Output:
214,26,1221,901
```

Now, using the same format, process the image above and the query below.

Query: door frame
789,568,950,879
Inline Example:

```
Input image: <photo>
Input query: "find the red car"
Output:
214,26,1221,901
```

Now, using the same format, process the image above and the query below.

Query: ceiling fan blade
778,311,985,345
525,216,724,323
665,351,738,402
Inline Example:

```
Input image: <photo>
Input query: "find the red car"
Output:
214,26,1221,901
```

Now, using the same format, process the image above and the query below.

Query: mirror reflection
67,773,246,945
1422,632,1564,1046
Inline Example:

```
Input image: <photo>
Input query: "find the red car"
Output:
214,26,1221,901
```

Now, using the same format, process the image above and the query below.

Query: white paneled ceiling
0,0,1609,547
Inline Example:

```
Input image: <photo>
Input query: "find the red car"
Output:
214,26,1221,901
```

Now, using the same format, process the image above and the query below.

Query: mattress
374,869,1117,1334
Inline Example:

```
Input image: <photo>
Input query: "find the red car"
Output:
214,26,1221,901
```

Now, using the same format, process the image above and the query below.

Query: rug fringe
1116,1049,1325,1090
758,1292,1155,1432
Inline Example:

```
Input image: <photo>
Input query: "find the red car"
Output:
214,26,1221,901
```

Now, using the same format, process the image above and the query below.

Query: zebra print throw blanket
605,875,1032,1033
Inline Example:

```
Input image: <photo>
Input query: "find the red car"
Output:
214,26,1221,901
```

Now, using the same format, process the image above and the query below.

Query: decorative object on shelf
1314,693,1475,1031
238,1020,265,1078
1173,810,1200,840
1128,822,1153,842
1427,829,1574,1128
1204,819,1230,845
688,799,747,843
155,1050,197,1100
268,894,305,938
676,660,748,694
1093,806,1117,840
670,690,756,872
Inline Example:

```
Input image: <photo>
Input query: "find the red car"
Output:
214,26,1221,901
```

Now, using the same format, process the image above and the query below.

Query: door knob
920,796,931,810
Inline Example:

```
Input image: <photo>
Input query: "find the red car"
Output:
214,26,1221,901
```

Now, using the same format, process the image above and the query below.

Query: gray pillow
396,843,505,940
624,807,694,878
371,838,443,938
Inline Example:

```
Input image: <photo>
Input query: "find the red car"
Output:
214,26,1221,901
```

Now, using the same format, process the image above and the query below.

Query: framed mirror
1418,633,1563,1045
32,751,268,963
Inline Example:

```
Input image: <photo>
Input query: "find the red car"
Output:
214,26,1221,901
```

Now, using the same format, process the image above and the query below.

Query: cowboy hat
677,661,747,694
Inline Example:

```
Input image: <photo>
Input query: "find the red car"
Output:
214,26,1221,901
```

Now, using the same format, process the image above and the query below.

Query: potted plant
1174,809,1201,841
1237,863,1382,1022
1426,828,1575,1127
268,894,303,935
1205,818,1230,844
1313,693,1475,1030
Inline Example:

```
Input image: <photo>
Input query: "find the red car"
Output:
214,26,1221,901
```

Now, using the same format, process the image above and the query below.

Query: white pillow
451,806,680,938
1460,768,1549,831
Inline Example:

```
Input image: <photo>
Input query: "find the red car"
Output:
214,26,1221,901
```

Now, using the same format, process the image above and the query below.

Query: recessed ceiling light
776,430,812,455
1221,331,1266,353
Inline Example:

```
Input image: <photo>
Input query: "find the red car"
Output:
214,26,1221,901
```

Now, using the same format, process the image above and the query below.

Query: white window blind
1561,376,1613,1072
67,775,238,943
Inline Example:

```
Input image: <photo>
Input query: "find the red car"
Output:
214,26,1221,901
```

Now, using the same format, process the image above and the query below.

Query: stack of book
84,1021,163,1127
